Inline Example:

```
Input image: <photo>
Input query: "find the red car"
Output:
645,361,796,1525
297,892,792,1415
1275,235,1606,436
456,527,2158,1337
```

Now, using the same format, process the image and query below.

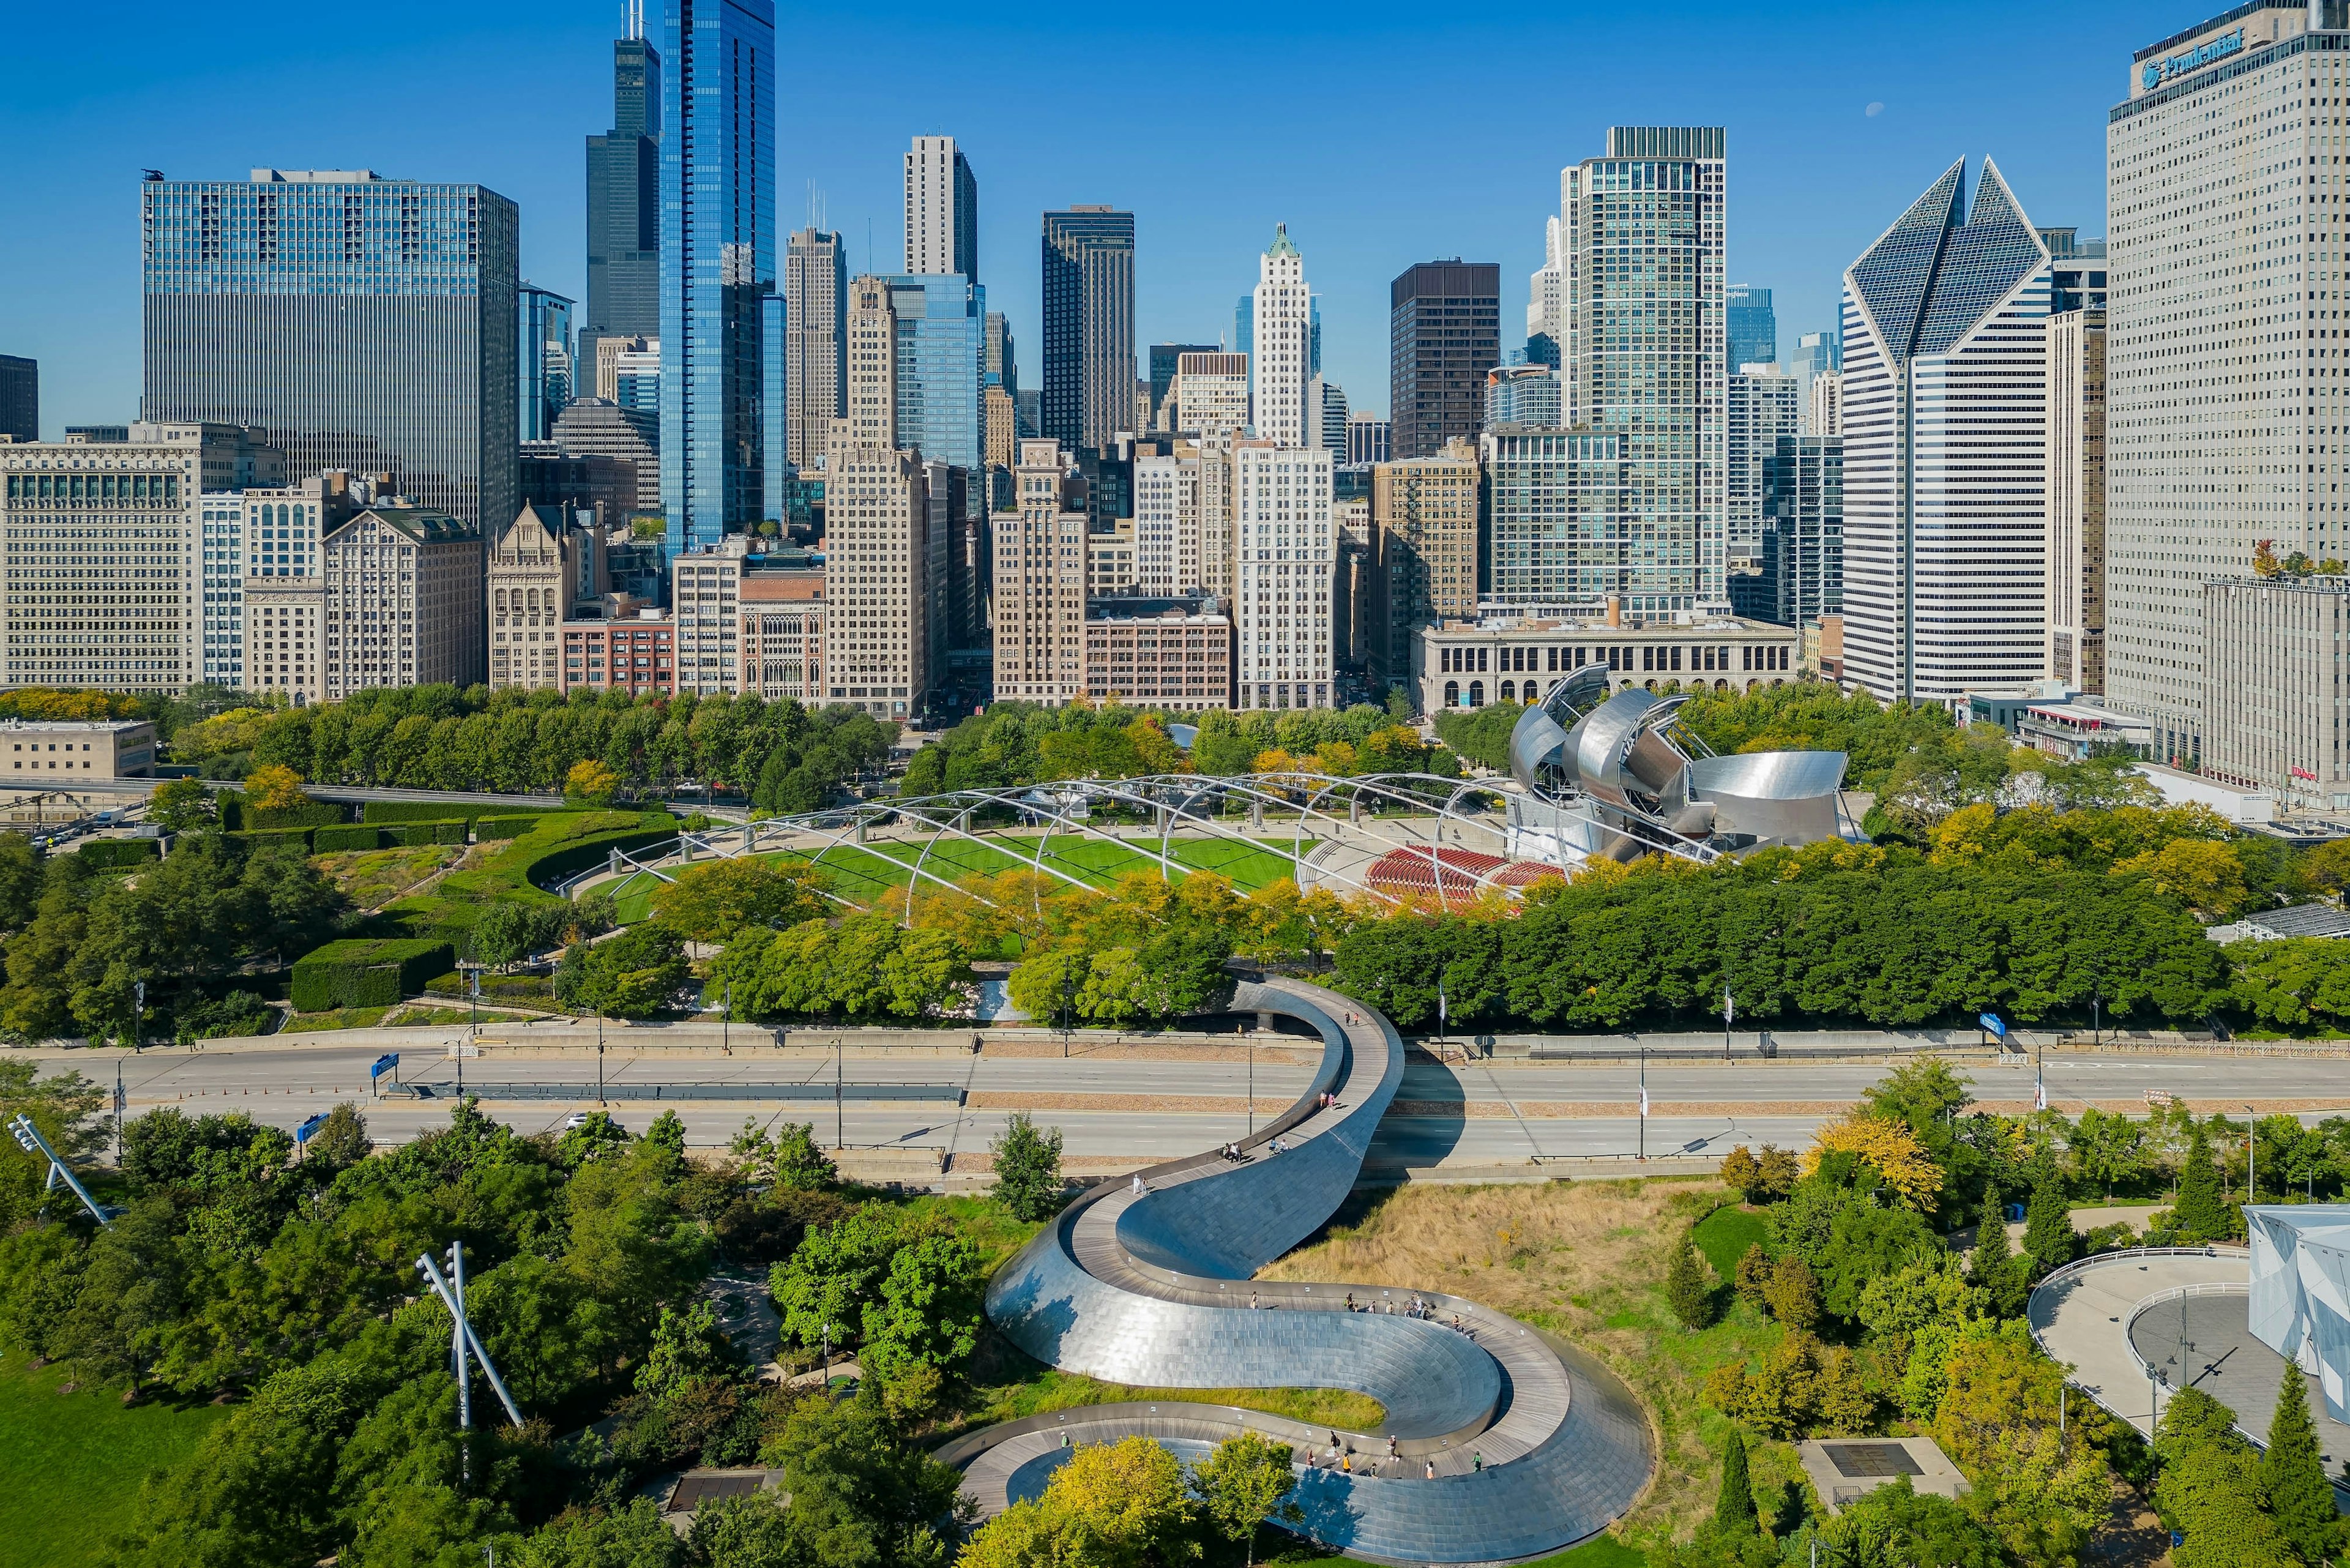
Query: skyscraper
519,283,575,442
1726,366,1799,565
585,17,661,357
905,136,977,278
1251,225,1312,447
875,275,987,472
991,438,1089,703
2047,308,2106,694
1171,352,1249,441
2107,2,2343,771
1726,284,1777,371
985,312,1020,465
142,169,519,531
1148,343,1215,428
1761,435,1843,627
1483,365,1562,432
1840,157,2051,704
1389,261,1501,460
1548,126,1727,612
785,229,846,469
660,0,775,556
1233,439,1334,709
1040,207,1135,455
1308,376,1349,458
843,277,897,447
1370,439,1479,687
0,357,33,442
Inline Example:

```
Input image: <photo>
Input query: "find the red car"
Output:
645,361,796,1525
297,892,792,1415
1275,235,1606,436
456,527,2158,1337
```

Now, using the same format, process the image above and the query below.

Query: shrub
363,800,494,824
311,824,387,853
223,827,315,853
433,819,469,845
291,937,455,1012
78,837,160,868
246,800,348,831
472,815,543,840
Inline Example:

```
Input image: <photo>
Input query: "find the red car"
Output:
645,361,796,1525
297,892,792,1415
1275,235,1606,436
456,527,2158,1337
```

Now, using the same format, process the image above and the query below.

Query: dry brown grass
1259,1176,1804,1548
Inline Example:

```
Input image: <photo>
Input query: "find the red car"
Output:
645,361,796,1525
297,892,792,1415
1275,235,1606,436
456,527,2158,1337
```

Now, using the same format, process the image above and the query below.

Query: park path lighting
9,1113,110,1227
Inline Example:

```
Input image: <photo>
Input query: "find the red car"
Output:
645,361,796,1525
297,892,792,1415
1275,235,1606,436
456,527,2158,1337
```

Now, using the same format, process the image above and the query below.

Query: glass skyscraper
660,0,775,556
585,28,660,348
519,283,574,442
877,275,986,474
141,169,520,531
1726,283,1777,370
1041,207,1135,455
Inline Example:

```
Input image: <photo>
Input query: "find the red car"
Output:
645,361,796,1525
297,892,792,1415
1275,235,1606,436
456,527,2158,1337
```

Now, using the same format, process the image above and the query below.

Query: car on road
564,1112,593,1130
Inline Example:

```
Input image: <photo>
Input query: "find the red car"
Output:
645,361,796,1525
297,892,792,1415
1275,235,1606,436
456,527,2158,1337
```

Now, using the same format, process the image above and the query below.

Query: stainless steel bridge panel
1685,750,1848,845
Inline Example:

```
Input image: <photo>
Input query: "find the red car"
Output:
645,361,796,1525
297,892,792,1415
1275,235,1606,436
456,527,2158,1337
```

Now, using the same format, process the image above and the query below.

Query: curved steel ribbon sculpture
941,976,1654,1565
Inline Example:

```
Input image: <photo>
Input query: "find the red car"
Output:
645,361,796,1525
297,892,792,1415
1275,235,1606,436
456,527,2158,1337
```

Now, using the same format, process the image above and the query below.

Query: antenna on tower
625,0,644,40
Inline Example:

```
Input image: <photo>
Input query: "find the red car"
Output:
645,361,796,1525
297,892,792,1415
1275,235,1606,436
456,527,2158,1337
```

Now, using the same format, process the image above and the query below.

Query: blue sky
1,0,2163,436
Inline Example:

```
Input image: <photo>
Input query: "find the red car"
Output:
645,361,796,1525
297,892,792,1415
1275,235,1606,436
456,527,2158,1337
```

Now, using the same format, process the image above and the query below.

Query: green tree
1814,1478,2004,1568
2261,1359,2342,1566
1191,1432,1302,1568
652,858,832,942
2172,1121,2232,1244
1715,1428,1758,1536
771,1120,838,1191
554,924,688,1019
1666,1227,1717,1329
1968,1181,2027,1318
148,776,218,832
635,1299,744,1400
2022,1164,2076,1281
509,1500,685,1568
991,1111,1065,1223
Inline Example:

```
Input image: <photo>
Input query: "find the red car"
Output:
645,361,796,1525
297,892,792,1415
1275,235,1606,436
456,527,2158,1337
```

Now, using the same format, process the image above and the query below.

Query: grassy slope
1691,1203,1769,1282
0,1351,226,1568
608,833,1312,922
1258,1178,1805,1556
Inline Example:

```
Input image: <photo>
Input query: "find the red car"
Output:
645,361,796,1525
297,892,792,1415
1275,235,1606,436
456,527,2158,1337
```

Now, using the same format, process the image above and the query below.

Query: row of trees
1327,813,2333,1032
167,683,897,812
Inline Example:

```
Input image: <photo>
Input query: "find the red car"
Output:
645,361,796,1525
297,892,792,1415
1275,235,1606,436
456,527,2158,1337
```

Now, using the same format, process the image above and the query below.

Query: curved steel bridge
936,974,1654,1564
559,771,1545,911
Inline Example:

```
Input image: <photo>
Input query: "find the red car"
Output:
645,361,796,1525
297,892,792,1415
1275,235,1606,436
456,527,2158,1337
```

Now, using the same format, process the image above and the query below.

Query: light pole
1637,1044,1647,1161
2245,1105,2257,1204
835,1031,845,1152
1248,1030,1256,1139
596,1007,605,1106
1722,985,1734,1063
722,980,732,1056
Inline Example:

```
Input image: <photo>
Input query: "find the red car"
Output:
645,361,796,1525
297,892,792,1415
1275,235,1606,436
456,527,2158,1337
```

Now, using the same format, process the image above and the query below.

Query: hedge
247,800,349,831
223,827,315,852
386,821,470,847
362,800,574,825
472,815,545,840
78,837,160,868
290,937,456,1013
313,824,388,853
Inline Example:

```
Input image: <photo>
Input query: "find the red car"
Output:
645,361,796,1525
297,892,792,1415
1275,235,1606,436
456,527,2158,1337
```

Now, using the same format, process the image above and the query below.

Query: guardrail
404,1080,963,1103
2030,1244,2248,1301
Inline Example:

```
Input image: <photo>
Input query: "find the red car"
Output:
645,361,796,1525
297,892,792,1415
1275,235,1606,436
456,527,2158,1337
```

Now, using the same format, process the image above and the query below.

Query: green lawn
1692,1203,1769,1282
0,1351,226,1568
606,832,1313,921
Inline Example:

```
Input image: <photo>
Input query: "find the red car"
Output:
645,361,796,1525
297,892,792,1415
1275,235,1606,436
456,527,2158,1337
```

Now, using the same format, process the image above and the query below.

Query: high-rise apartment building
785,229,846,469
1807,372,1843,439
660,0,774,554
1841,157,2051,704
1370,439,1479,688
991,439,1088,703
1308,376,1349,458
1232,439,1334,709
671,536,747,696
141,168,520,531
1726,284,1778,373
1390,261,1501,460
553,399,662,513
905,137,977,278
2047,309,2106,693
1761,435,1843,628
1785,329,1841,433
2,422,278,693
1479,427,1626,608
875,275,987,472
985,312,1021,466
520,284,575,442
1726,367,1800,566
1347,416,1392,467
1173,353,1249,439
585,20,662,357
2106,2,2344,766
1251,226,1313,448
1527,217,1564,372
1551,127,1727,611
490,501,606,690
0,357,34,442
1040,207,1135,455
1149,343,1215,429
824,444,928,718
2203,577,2350,808
1483,365,1562,432
843,277,898,447
1132,442,1203,595
206,470,368,692
318,502,486,699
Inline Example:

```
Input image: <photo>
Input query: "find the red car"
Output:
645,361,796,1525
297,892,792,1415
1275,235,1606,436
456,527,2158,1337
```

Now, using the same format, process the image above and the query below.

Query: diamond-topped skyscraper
1840,158,2051,704
660,0,775,556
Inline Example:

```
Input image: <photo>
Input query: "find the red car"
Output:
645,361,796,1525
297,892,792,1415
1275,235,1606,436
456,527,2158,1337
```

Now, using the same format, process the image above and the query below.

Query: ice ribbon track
938,976,1654,1565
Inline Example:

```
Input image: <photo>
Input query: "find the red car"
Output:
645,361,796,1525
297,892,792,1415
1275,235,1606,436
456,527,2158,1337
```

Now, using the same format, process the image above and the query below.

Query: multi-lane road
31,1034,2350,1181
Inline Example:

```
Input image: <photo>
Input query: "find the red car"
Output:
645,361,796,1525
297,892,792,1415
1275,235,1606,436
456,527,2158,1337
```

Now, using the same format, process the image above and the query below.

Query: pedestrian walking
1425,1459,1436,1479
1472,1452,1483,1471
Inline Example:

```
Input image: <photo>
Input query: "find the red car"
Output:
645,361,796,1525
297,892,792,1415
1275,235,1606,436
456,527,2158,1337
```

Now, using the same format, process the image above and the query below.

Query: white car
564,1112,594,1130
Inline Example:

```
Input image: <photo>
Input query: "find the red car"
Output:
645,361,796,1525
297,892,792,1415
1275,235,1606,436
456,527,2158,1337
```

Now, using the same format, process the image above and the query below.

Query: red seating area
1362,845,1563,897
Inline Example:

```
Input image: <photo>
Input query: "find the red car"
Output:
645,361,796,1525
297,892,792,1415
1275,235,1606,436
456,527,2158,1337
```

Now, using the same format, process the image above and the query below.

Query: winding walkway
941,976,1655,1564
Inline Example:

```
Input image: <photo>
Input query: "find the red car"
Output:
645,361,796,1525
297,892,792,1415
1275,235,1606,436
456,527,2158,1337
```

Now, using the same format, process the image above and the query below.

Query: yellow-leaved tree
242,763,310,812
1802,1111,1943,1210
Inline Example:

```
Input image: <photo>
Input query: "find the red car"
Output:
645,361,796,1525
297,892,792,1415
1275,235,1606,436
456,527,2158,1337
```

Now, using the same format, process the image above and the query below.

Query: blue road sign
370,1053,400,1080
296,1113,328,1145
1978,1013,2005,1037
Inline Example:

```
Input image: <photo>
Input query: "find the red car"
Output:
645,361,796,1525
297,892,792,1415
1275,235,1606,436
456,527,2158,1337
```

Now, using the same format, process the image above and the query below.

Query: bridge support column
742,823,754,852
608,848,622,876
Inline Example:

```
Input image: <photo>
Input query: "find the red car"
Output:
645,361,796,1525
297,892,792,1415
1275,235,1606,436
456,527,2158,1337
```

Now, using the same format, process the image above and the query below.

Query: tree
651,858,832,942
554,924,688,1019
1715,1428,1758,1536
1666,1227,1716,1329
1191,1432,1302,1568
304,1102,371,1170
1733,1245,1774,1310
2155,1387,2296,1568
148,776,218,832
635,1299,744,1399
1968,1181,2028,1320
2021,1164,2076,1281
991,1111,1065,1223
1761,1255,1822,1331
770,1121,838,1191
1815,1479,2004,1568
1803,1113,1944,1210
567,758,620,806
2172,1121,2232,1244
1929,1321,2113,1564
242,764,308,812
2262,1360,2343,1566
510,1500,685,1568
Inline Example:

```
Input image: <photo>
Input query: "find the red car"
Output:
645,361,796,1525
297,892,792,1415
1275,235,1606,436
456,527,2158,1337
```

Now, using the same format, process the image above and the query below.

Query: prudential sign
2143,26,2246,91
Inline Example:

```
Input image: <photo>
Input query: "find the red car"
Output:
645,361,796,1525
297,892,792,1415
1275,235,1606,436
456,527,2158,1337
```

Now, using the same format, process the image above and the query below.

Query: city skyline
2,0,2138,438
